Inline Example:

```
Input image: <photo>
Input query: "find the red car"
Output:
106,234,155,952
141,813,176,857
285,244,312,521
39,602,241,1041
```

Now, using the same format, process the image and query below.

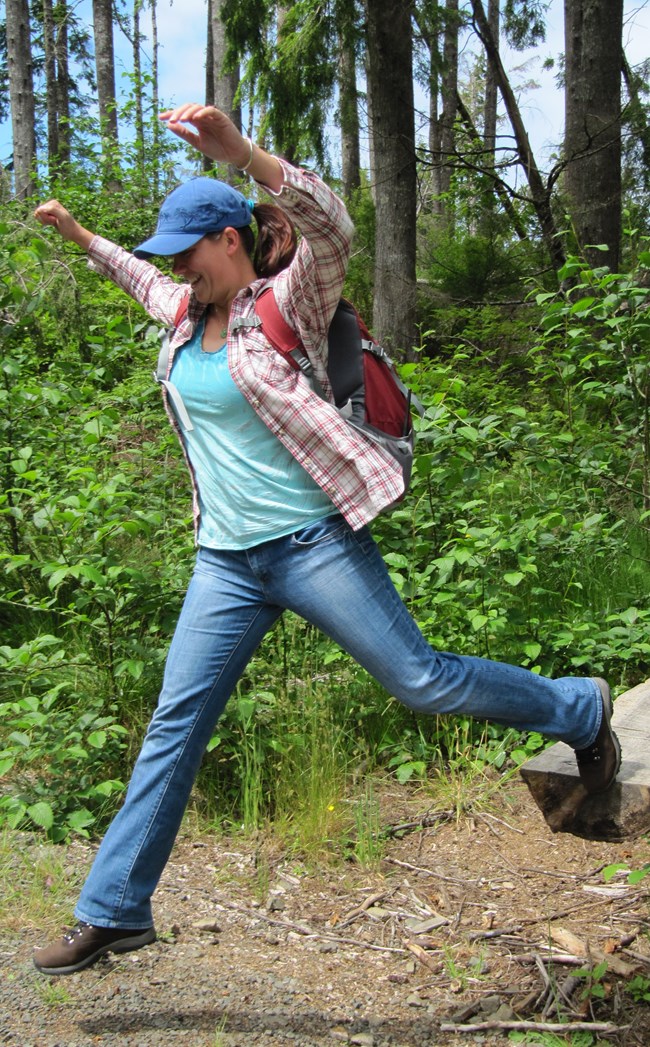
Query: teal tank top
170,321,334,549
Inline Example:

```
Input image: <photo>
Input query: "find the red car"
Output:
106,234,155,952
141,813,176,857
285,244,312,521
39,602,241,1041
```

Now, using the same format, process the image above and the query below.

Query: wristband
237,137,254,173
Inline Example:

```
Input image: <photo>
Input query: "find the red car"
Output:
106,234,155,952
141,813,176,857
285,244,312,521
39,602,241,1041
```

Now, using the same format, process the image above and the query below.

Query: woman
32,105,620,976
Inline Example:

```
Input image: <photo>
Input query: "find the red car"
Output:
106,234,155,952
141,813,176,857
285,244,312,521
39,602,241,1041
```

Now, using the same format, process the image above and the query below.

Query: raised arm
33,200,95,251
160,104,284,194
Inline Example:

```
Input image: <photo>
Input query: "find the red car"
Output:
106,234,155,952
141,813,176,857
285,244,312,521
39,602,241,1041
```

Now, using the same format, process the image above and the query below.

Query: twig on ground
516,952,587,966
622,948,650,967
477,811,525,834
334,890,391,929
468,927,524,941
384,811,455,838
383,856,468,886
404,939,441,972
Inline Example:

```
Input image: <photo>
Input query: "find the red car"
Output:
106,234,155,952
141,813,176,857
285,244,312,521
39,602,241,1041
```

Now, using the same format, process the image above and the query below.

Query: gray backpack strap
153,329,194,432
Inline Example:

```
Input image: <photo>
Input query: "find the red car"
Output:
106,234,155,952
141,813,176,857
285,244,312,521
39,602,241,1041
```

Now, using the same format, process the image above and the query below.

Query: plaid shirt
88,159,404,532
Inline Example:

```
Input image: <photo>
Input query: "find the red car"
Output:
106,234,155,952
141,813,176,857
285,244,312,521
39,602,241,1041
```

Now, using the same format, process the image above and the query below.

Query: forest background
1,0,650,855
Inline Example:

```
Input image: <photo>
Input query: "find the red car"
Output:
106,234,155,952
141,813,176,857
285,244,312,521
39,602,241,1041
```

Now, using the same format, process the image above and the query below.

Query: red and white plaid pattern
88,160,404,533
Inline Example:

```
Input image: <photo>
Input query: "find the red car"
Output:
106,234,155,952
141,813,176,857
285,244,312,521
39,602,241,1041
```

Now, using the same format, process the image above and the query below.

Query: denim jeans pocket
291,513,348,548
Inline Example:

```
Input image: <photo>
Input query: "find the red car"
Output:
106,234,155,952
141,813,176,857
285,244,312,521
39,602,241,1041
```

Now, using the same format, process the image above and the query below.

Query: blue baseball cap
133,177,254,258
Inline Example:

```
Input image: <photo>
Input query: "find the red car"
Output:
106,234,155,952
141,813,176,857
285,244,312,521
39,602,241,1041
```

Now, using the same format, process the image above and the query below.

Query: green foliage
221,0,340,166
602,860,650,886
503,0,548,48
3,195,650,848
342,181,375,317
576,959,609,1003
0,635,127,842
509,1032,595,1047
627,975,650,1004
421,228,528,301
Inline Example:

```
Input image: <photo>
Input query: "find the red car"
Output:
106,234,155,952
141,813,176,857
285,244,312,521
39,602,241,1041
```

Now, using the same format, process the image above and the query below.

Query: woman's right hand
159,104,249,167
33,200,95,251
160,104,284,193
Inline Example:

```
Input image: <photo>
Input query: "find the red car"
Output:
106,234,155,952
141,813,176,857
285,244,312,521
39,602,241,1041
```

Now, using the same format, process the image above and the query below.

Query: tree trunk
211,0,241,183
5,0,37,199
92,0,120,187
470,0,565,275
365,0,417,358
92,0,119,144
420,2,441,171
55,1,71,164
364,50,377,205
150,0,160,195
212,1,241,126
132,0,146,180
205,0,215,106
203,0,215,173
338,27,361,200
42,0,60,164
436,0,459,220
483,0,499,166
622,51,650,179
564,0,623,271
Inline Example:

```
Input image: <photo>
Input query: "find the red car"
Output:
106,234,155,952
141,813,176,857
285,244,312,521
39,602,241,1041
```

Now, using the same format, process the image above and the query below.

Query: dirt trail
2,778,650,1046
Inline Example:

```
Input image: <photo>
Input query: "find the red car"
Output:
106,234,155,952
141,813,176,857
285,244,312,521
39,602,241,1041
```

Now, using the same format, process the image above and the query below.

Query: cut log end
520,680,650,841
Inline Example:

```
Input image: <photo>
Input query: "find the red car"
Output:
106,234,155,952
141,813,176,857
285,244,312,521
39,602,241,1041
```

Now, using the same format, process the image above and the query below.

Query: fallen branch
440,1020,627,1035
622,948,650,967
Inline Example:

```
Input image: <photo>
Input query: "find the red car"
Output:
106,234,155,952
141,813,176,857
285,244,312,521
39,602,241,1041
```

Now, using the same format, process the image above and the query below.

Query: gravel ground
2,778,650,1047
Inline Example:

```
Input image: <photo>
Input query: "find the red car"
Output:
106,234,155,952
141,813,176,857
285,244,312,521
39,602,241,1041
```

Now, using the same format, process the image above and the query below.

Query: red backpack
156,288,423,493
251,288,422,492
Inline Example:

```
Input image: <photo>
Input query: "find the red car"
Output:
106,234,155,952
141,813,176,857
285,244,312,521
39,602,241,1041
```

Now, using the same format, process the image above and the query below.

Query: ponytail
239,203,298,277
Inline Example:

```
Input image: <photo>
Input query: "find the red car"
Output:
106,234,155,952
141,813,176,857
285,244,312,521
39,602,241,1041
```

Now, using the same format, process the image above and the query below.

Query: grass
0,830,86,933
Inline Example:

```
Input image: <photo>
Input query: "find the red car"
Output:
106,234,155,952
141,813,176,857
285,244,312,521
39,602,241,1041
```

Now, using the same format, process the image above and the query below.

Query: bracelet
237,137,254,173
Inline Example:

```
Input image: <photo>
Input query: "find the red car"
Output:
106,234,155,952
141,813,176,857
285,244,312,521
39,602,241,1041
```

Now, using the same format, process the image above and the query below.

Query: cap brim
132,231,205,259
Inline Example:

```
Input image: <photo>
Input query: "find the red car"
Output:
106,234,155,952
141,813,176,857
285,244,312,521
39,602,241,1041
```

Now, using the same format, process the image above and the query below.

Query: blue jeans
75,514,601,928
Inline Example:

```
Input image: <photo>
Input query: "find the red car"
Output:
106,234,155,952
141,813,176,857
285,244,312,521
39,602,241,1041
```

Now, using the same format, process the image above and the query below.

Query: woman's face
172,233,226,304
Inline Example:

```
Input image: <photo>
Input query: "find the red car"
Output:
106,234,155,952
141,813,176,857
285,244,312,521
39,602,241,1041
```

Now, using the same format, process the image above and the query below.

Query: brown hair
239,203,298,277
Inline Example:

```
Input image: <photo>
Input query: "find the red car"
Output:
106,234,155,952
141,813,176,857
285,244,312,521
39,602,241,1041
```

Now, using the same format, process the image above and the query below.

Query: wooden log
520,679,650,841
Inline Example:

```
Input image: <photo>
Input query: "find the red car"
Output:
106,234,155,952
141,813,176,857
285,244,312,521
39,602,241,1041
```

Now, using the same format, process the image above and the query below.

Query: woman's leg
74,547,282,929
248,516,602,751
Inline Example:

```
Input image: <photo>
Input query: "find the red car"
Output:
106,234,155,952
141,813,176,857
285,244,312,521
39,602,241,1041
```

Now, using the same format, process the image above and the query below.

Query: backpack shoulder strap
155,291,191,382
254,286,301,355
154,290,194,432
254,287,324,391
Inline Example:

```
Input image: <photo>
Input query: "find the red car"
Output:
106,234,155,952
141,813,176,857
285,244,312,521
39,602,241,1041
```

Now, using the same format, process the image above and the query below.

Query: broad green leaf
87,730,107,748
523,642,542,661
67,808,95,830
27,802,54,831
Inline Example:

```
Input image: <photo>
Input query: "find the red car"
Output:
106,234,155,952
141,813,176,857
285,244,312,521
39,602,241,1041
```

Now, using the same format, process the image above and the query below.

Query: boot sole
588,678,622,794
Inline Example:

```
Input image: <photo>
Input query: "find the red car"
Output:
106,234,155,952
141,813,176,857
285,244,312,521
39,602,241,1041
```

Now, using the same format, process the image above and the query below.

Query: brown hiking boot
575,678,622,794
33,921,156,975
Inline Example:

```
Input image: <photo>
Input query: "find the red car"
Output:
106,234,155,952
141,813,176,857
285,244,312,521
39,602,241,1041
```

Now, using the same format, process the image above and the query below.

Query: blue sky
1,0,648,177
